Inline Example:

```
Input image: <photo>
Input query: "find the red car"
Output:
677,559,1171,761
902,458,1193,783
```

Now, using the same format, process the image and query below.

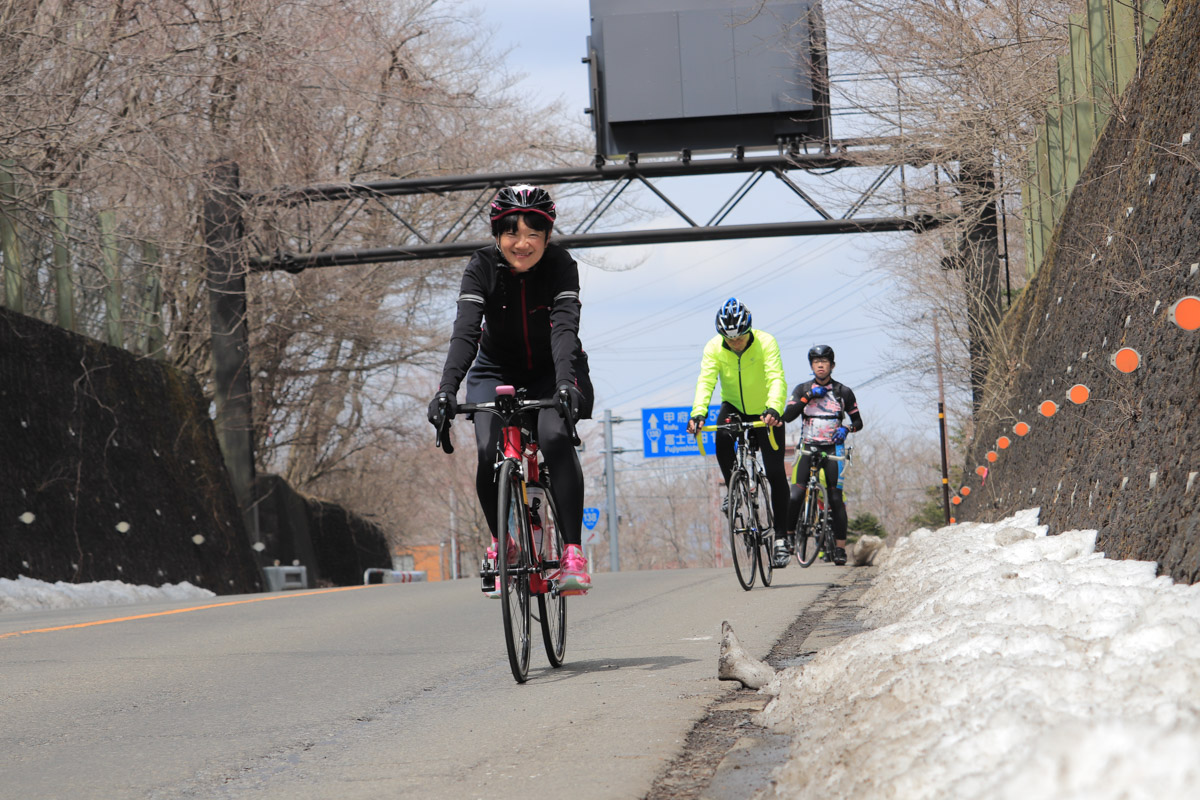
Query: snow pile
0,575,214,613
758,509,1200,800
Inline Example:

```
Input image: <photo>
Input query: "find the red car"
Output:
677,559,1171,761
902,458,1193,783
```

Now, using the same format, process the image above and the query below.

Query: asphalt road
1,564,842,799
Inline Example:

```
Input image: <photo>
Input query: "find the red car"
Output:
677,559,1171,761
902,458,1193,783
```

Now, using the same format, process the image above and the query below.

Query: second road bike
696,418,779,591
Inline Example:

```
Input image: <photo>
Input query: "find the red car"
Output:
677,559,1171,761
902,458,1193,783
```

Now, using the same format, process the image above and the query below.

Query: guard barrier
364,568,428,585
262,565,308,591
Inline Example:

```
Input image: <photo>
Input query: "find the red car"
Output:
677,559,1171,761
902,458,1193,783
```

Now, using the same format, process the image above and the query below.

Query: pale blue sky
473,1,947,457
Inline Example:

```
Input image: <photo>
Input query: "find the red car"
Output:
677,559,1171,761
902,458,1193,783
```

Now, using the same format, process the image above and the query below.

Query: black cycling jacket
438,244,582,394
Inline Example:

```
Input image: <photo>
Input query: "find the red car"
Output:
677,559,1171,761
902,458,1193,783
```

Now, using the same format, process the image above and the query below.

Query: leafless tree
822,0,1078,421
841,425,946,537
2,1,597,549
617,461,722,570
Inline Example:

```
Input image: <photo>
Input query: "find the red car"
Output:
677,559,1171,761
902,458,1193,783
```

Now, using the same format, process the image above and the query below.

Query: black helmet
715,298,752,338
489,184,557,225
808,344,835,363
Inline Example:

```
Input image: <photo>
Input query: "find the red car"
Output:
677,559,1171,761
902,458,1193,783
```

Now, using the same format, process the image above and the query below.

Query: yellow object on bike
694,420,777,456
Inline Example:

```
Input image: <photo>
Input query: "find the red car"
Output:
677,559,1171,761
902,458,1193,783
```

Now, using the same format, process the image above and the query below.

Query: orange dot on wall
949,516,957,524
976,465,988,477
986,450,998,462
997,436,1011,449
1014,421,1030,436
960,486,972,496
1068,384,1090,404
1170,296,1200,331
1040,400,1058,417
1112,347,1140,373
951,495,961,505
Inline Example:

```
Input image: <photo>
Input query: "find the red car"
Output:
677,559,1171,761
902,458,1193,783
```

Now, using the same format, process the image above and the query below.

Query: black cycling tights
713,404,790,534
474,407,584,547
787,450,848,542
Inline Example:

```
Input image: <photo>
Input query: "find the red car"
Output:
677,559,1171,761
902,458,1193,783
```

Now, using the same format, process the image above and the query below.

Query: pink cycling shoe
557,544,591,595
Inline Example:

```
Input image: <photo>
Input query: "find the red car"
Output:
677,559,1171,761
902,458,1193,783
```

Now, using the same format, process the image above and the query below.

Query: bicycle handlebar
694,419,778,456
798,442,852,463
433,388,581,454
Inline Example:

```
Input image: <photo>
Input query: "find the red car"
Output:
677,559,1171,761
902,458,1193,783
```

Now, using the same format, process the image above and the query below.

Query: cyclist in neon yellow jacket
686,298,789,546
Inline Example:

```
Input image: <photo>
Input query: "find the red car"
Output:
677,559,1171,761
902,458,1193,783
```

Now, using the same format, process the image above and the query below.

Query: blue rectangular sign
642,405,719,458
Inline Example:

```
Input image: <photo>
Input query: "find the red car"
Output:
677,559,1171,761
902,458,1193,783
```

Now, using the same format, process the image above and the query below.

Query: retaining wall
1,309,394,591
958,0,1200,584
0,307,262,592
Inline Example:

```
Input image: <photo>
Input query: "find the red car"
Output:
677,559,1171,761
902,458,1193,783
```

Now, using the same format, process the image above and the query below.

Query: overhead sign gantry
205,0,946,563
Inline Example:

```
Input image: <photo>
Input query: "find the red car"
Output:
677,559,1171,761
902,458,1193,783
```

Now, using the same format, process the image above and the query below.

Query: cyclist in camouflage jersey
780,344,863,566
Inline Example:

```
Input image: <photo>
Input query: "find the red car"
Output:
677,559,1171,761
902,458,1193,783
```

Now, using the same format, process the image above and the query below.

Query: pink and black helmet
489,185,557,225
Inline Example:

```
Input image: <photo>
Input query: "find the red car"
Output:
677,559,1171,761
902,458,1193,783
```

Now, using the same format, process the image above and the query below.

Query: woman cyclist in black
427,186,593,593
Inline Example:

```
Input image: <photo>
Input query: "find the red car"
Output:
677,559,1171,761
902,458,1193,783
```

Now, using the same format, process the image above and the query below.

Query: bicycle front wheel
727,472,757,590
820,507,837,563
752,471,774,586
797,482,825,568
535,481,567,668
497,460,532,683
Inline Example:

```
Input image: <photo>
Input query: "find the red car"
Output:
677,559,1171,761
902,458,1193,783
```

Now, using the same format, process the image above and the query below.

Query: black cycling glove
556,381,583,423
427,391,457,427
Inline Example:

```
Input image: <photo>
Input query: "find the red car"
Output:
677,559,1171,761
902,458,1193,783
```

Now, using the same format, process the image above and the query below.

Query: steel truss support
254,153,845,204
249,143,942,272
257,216,936,270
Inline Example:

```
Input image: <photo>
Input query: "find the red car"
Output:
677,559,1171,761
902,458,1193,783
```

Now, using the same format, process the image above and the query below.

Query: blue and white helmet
714,298,752,338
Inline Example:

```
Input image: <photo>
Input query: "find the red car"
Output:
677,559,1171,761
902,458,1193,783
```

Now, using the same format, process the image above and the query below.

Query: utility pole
449,485,458,579
933,315,951,525
602,409,626,572
203,160,261,555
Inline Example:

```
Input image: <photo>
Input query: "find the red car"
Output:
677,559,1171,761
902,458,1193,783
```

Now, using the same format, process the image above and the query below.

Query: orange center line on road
0,584,379,640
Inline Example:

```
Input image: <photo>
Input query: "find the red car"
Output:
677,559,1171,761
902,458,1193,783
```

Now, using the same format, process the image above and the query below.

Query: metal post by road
713,471,724,568
933,315,951,525
603,409,623,572
449,485,458,579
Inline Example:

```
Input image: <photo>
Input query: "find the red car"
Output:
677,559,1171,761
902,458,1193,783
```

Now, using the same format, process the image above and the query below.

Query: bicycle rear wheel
534,481,567,668
727,472,756,590
754,471,775,587
497,460,532,683
797,482,825,568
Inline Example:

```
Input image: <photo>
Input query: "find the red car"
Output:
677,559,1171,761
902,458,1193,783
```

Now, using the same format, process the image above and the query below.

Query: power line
586,236,836,348
587,234,857,352
594,287,892,412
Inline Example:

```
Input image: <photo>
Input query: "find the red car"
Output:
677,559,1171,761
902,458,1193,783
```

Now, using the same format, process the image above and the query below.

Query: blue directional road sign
582,508,600,530
642,405,719,458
